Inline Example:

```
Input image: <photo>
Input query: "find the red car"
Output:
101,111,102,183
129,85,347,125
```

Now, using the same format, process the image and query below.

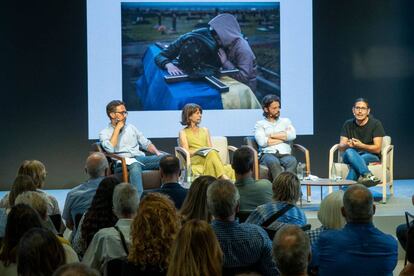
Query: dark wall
1,1,414,190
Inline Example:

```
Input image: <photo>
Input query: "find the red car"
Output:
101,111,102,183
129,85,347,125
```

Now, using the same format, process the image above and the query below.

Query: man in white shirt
254,95,297,180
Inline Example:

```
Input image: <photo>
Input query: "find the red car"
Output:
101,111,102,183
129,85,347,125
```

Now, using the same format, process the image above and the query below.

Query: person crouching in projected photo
178,103,234,181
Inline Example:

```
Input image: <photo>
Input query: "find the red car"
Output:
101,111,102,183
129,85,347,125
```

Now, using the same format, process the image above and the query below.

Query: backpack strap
114,225,129,255
261,204,294,228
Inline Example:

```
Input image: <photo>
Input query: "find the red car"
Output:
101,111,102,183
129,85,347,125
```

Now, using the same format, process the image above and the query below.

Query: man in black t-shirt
338,98,385,187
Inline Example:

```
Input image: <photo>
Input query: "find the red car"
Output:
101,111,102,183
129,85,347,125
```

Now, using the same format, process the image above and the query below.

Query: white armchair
328,136,394,203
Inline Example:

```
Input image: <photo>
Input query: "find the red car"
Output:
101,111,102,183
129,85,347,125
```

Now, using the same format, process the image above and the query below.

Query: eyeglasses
114,111,128,115
353,106,368,111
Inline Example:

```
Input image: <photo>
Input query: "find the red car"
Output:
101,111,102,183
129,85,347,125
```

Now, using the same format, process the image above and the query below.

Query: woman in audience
246,172,307,229
72,176,120,256
179,103,234,180
0,204,44,275
127,193,180,275
168,219,222,276
17,227,66,276
180,175,216,223
306,190,345,245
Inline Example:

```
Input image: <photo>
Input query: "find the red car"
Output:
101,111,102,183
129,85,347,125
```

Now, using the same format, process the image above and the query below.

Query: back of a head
129,193,180,268
343,184,374,223
232,146,254,175
91,176,121,208
159,155,181,177
9,175,37,207
15,191,49,220
318,190,346,229
168,219,222,276
273,225,310,276
272,172,301,204
112,183,139,218
53,263,100,276
207,179,239,219
406,224,414,264
17,227,65,276
180,175,216,222
17,160,46,189
86,152,108,179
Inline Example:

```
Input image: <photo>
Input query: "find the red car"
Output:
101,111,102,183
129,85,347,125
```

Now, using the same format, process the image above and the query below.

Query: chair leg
382,183,387,204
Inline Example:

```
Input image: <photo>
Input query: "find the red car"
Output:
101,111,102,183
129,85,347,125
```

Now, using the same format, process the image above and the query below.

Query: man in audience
273,225,311,276
62,152,109,230
99,100,164,195
312,184,397,275
143,155,188,209
232,146,272,211
254,94,297,181
338,98,384,187
207,179,278,275
83,183,139,272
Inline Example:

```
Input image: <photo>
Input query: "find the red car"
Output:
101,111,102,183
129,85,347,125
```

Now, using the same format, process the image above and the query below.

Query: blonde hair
272,172,301,204
17,160,47,189
168,219,223,276
318,190,346,229
128,193,180,269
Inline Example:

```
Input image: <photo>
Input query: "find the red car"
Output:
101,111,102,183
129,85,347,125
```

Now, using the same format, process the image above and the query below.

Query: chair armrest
381,144,394,170
228,145,238,152
244,145,260,180
293,144,311,176
174,146,191,172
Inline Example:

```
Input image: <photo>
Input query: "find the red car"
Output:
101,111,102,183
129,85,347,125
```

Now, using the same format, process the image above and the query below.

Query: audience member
207,179,278,275
0,204,44,275
83,183,139,273
53,263,100,276
127,193,180,275
396,194,414,250
63,152,109,230
232,146,272,211
273,225,311,276
17,227,66,276
168,219,223,276
400,224,414,276
179,175,216,223
312,184,398,275
306,190,345,245
72,177,120,256
246,172,307,230
143,155,188,209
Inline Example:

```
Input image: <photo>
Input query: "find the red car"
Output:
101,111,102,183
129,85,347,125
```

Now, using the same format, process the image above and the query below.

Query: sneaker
357,173,381,187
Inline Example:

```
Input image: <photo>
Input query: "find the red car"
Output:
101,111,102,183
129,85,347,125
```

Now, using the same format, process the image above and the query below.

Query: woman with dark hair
0,204,44,275
168,219,222,276
180,175,216,223
72,176,120,256
179,103,234,180
17,227,66,276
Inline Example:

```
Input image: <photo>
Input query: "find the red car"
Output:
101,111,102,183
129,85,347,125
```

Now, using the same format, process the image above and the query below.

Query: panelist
179,103,234,180
99,100,163,194
254,94,297,180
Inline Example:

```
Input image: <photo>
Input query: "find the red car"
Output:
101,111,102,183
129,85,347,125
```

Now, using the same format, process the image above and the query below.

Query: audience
143,155,188,209
127,193,180,275
400,224,414,276
179,175,216,223
396,194,414,251
17,227,66,276
207,179,278,275
311,184,398,275
63,152,109,230
246,172,307,229
53,263,100,276
83,183,139,273
232,146,272,211
306,190,345,245
168,219,223,276
273,225,311,276
72,176,120,256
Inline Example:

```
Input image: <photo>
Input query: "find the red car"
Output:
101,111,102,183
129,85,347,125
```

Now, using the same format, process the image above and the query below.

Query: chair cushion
211,136,229,163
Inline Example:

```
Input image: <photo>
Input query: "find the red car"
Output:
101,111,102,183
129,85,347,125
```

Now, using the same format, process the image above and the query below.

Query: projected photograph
121,2,280,111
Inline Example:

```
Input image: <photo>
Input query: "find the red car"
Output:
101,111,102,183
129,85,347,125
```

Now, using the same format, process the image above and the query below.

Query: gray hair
343,184,374,222
86,152,108,178
207,179,240,219
318,190,346,229
112,183,139,218
273,225,310,276
15,191,50,219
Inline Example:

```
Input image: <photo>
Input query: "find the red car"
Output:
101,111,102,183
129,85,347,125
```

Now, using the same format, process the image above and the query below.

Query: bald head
86,152,108,179
273,225,310,276
343,184,374,223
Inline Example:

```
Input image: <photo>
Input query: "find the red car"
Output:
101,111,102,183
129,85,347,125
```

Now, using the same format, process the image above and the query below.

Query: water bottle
297,162,304,180
330,162,337,181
